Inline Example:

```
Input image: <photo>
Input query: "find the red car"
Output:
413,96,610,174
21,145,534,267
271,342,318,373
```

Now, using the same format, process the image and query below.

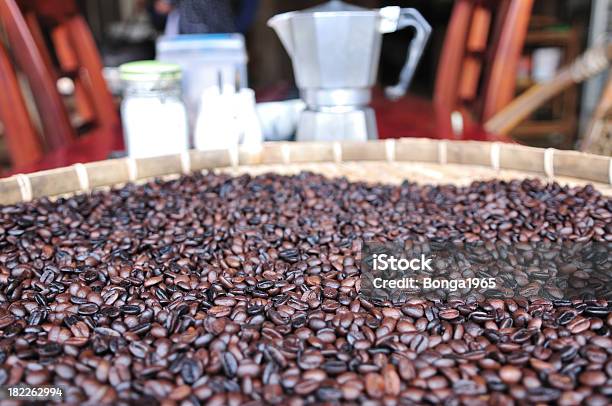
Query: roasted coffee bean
77,303,100,315
237,362,260,378
322,360,347,375
0,171,610,404
100,306,121,319
70,296,88,305
410,334,429,353
499,365,522,384
294,379,319,395
579,371,607,387
439,309,460,320
38,342,62,357
130,323,152,335
383,365,401,396
28,310,45,326
120,305,141,315
279,248,300,263
365,373,384,399
317,386,342,401
128,341,148,358
181,359,202,384
222,352,238,378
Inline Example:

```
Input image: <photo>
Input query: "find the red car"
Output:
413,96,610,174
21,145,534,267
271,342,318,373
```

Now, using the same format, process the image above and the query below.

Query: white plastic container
194,88,262,151
532,47,562,83
119,61,189,159
156,34,248,132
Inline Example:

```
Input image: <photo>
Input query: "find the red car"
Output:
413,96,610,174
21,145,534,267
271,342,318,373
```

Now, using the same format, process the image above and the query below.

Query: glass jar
119,61,189,159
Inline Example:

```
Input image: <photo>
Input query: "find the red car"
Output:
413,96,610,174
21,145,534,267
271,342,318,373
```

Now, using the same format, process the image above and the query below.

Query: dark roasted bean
0,169,609,405
222,352,238,378
120,305,141,315
181,359,202,384
77,303,100,315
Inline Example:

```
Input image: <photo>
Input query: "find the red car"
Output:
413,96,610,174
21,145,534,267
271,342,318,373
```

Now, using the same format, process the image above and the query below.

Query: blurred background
0,0,610,174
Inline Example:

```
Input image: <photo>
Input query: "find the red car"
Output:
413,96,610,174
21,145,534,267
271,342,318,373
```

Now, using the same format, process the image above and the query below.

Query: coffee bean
322,360,347,375
316,386,342,401
54,364,75,380
38,342,62,357
130,322,152,335
70,321,90,338
383,365,400,396
298,351,323,370
128,341,148,358
237,362,260,378
365,373,384,398
279,248,300,263
178,359,201,385
222,352,238,378
120,305,141,315
439,309,460,320
499,365,522,384
94,327,120,337
527,387,561,402
28,310,45,326
548,372,574,390
567,317,591,334
398,358,416,381
410,334,429,353
294,379,319,395
0,171,609,404
579,371,607,387
402,304,424,318
77,303,99,315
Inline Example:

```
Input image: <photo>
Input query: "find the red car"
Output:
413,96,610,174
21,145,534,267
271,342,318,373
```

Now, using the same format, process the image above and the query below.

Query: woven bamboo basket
0,138,610,205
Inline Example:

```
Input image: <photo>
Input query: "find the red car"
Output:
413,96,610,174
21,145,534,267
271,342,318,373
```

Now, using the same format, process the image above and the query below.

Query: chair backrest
0,0,119,167
434,0,533,123
0,0,75,152
28,0,119,135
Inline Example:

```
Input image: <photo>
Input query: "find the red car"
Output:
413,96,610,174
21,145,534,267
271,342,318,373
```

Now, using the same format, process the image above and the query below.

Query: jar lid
119,61,182,81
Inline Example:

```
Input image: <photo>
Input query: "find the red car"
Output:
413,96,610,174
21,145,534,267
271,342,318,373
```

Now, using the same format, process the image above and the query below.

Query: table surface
373,92,504,142
5,93,507,176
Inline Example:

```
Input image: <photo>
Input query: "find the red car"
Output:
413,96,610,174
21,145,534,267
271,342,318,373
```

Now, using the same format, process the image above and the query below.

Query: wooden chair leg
481,0,533,121
0,42,42,167
434,0,474,112
68,15,119,132
52,23,96,126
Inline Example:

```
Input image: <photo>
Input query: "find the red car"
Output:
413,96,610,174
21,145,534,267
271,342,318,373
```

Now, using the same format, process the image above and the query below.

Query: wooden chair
24,0,119,134
0,0,121,171
434,0,533,131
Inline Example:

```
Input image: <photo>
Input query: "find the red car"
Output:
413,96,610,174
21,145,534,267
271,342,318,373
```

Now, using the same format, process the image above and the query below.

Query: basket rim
1,139,610,205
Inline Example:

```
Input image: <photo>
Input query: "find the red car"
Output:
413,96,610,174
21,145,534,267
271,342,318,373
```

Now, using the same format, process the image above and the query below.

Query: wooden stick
485,43,612,135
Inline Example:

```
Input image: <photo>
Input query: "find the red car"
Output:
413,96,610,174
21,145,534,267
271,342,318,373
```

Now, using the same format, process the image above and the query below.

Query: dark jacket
170,0,236,34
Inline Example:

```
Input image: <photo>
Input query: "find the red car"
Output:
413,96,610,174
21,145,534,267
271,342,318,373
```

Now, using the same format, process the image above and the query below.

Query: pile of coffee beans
0,172,611,405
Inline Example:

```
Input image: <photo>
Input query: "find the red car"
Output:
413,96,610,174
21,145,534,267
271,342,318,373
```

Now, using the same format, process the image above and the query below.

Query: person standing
154,0,258,35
